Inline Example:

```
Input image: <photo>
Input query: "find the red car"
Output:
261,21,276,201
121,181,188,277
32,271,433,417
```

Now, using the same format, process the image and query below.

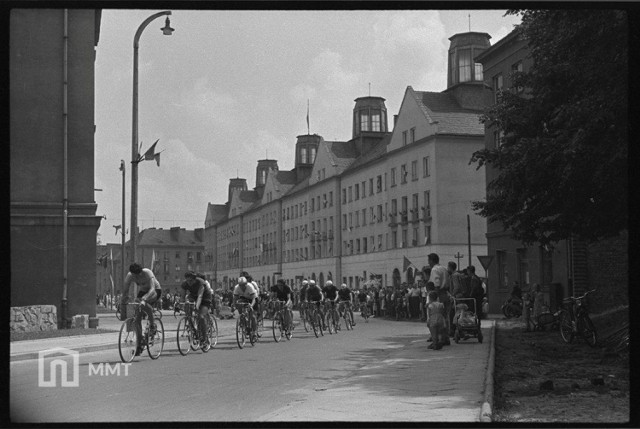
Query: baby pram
453,298,483,343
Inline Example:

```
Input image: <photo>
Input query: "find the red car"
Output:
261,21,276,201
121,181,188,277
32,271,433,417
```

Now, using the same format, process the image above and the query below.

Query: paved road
10,315,492,422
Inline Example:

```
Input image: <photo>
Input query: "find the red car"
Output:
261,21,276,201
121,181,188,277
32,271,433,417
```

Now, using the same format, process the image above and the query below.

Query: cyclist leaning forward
337,283,356,326
299,280,309,319
121,263,163,356
357,288,370,318
304,280,325,330
232,277,258,334
180,271,213,346
322,280,340,329
270,279,294,333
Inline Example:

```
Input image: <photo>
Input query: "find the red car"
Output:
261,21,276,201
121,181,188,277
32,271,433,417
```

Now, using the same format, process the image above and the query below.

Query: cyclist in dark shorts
180,271,213,346
337,283,356,326
270,279,294,331
322,280,340,328
357,288,370,317
305,280,325,330
121,263,162,355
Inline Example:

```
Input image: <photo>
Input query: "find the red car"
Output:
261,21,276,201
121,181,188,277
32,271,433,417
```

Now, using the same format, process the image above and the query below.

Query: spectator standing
428,253,449,290
426,291,445,350
468,266,485,319
448,262,466,298
410,283,421,319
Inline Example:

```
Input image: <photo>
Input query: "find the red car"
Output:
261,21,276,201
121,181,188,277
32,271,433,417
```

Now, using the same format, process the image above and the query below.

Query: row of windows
354,108,388,134
282,192,335,221
449,48,484,84
341,158,430,205
341,191,431,228
244,211,278,233
341,225,432,255
299,146,317,164
402,127,416,146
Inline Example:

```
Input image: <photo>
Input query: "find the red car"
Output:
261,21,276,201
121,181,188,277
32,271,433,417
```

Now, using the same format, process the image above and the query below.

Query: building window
475,62,483,81
361,181,366,198
400,164,408,184
342,214,347,230
300,147,307,164
423,156,430,177
376,176,382,193
449,51,456,85
402,131,407,146
369,178,374,196
175,252,181,259
411,160,418,181
517,248,530,287
377,205,383,223
401,229,408,248
391,230,397,249
363,237,368,253
410,127,416,143
361,208,367,226
360,111,370,132
497,250,508,289
355,211,360,228
511,61,524,93
459,48,472,82
390,167,396,187
355,183,360,200
342,189,347,204
349,213,353,229
493,73,504,103
412,227,419,247
424,225,431,245
356,239,361,253
371,110,381,132
310,147,316,163
494,129,505,148
348,186,353,202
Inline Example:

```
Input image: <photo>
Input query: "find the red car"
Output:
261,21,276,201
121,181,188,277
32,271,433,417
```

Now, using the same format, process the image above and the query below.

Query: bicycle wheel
118,318,138,363
154,309,162,320
302,309,310,332
316,312,324,336
249,316,257,346
559,311,575,344
147,318,165,359
273,312,283,342
285,315,293,340
202,315,217,352
326,312,335,334
236,316,246,349
345,311,353,330
177,317,192,356
312,312,320,338
190,317,201,351
116,304,123,321
579,315,598,347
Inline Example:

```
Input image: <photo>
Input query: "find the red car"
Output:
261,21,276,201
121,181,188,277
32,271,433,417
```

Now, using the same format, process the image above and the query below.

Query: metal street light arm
133,11,172,48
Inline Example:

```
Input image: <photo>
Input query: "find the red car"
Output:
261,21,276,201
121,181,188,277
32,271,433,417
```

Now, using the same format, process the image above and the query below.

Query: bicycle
559,289,598,347
360,301,371,322
338,301,354,330
235,302,258,349
324,299,341,334
394,299,406,321
272,300,293,342
300,301,310,332
309,301,325,338
176,301,217,355
118,302,165,363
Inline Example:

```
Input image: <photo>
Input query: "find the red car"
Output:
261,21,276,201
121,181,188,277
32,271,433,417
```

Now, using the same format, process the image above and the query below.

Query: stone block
71,314,89,329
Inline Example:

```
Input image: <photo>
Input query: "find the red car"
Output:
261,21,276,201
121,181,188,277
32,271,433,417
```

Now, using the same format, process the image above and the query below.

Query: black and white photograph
8,4,630,425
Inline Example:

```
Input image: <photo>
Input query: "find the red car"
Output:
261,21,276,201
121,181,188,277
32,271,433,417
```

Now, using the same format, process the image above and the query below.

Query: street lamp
130,11,174,265
119,160,126,293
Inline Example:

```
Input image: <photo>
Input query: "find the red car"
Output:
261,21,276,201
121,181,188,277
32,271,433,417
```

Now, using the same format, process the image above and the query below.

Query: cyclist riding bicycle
232,276,258,334
270,279,294,332
196,272,216,313
121,263,162,356
305,279,325,330
337,283,356,326
357,288,370,318
322,280,340,326
180,271,213,346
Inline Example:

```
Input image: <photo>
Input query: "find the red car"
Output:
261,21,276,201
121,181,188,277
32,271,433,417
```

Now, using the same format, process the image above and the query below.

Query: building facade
10,9,102,325
205,31,492,292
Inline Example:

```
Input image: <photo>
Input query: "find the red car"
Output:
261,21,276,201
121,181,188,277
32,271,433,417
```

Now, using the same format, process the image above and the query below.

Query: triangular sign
477,255,494,271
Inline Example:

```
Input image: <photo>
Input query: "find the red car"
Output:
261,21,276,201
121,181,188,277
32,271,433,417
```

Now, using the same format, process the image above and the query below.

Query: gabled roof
275,170,297,185
205,203,228,227
346,134,391,171
326,141,357,173
284,176,310,196
138,228,205,246
239,190,259,203
412,89,484,135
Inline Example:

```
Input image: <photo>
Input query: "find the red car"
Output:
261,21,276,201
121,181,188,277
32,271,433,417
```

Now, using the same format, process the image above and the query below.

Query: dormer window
360,111,370,131
300,147,307,164
310,147,316,164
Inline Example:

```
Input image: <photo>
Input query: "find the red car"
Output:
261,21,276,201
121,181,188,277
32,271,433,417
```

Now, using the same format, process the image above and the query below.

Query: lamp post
119,160,126,292
130,11,174,265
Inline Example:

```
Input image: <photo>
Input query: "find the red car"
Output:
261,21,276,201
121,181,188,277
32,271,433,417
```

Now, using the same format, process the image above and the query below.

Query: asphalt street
10,314,492,422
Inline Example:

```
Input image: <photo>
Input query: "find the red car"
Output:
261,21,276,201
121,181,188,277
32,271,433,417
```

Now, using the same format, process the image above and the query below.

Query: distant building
10,9,102,325
205,31,491,291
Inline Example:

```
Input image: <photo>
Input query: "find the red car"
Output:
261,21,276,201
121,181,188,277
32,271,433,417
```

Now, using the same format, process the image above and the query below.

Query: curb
480,319,497,422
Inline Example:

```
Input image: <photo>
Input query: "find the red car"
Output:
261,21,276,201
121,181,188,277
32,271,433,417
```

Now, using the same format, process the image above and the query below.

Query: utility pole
467,214,472,268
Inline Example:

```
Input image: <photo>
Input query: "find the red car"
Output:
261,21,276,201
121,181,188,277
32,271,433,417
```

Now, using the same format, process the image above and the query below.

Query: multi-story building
205,30,492,292
10,9,102,325
476,28,628,314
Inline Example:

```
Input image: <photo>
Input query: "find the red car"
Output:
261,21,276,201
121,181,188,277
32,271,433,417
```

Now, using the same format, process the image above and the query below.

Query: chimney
393,114,398,128
170,226,180,242
194,228,204,242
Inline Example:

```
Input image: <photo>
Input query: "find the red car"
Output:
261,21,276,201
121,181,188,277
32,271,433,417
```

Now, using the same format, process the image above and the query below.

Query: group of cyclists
119,262,372,357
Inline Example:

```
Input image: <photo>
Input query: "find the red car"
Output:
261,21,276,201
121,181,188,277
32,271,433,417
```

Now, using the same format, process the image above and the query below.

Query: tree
470,10,628,245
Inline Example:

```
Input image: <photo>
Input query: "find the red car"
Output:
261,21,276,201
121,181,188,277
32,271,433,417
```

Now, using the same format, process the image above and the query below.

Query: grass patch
11,328,118,342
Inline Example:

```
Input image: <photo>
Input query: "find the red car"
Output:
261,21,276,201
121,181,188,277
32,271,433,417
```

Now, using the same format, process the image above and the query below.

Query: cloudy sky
94,8,521,244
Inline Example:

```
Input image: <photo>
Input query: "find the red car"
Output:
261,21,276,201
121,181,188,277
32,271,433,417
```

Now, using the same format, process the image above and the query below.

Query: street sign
477,255,494,271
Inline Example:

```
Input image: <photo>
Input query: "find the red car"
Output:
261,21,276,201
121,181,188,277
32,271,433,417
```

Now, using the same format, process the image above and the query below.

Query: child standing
427,291,445,350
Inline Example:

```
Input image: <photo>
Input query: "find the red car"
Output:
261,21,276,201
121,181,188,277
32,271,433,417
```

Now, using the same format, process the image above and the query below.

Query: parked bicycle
118,302,165,363
235,302,258,349
176,301,218,355
559,289,598,347
272,300,293,342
